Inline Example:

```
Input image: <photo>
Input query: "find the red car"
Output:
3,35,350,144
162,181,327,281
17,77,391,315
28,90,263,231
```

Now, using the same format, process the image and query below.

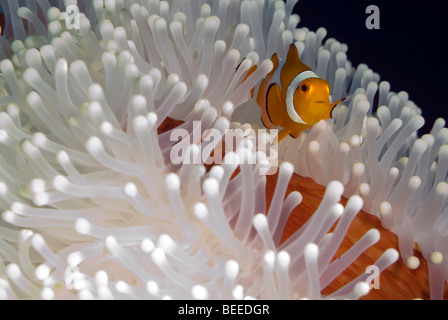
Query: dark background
295,0,447,135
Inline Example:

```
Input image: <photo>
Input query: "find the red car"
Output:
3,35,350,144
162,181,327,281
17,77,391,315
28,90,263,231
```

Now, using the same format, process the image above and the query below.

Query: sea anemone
0,0,445,300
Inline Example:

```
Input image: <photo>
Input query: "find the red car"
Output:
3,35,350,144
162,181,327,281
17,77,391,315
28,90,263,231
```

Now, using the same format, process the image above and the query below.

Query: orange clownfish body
247,44,345,142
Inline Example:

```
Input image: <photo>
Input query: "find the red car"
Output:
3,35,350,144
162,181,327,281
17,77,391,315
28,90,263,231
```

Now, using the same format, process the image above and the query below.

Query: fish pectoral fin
322,110,332,120
289,130,302,139
261,115,276,130
273,129,291,143
266,83,284,126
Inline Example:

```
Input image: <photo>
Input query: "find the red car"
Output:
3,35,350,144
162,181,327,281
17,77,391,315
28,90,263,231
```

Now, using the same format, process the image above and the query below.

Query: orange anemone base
267,173,448,300
160,117,447,300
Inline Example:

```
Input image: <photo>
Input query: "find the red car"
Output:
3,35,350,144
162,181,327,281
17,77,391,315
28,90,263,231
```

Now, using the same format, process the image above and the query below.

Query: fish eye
301,84,308,92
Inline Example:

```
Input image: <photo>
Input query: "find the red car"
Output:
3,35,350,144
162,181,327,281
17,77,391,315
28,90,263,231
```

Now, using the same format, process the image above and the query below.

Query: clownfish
246,44,345,142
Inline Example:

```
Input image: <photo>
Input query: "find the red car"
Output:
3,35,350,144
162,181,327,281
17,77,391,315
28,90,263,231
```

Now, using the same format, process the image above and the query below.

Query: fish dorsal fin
286,43,301,65
280,44,312,99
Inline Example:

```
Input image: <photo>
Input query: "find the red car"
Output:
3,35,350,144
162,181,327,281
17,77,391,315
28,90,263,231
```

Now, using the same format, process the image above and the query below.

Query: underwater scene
0,0,447,301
